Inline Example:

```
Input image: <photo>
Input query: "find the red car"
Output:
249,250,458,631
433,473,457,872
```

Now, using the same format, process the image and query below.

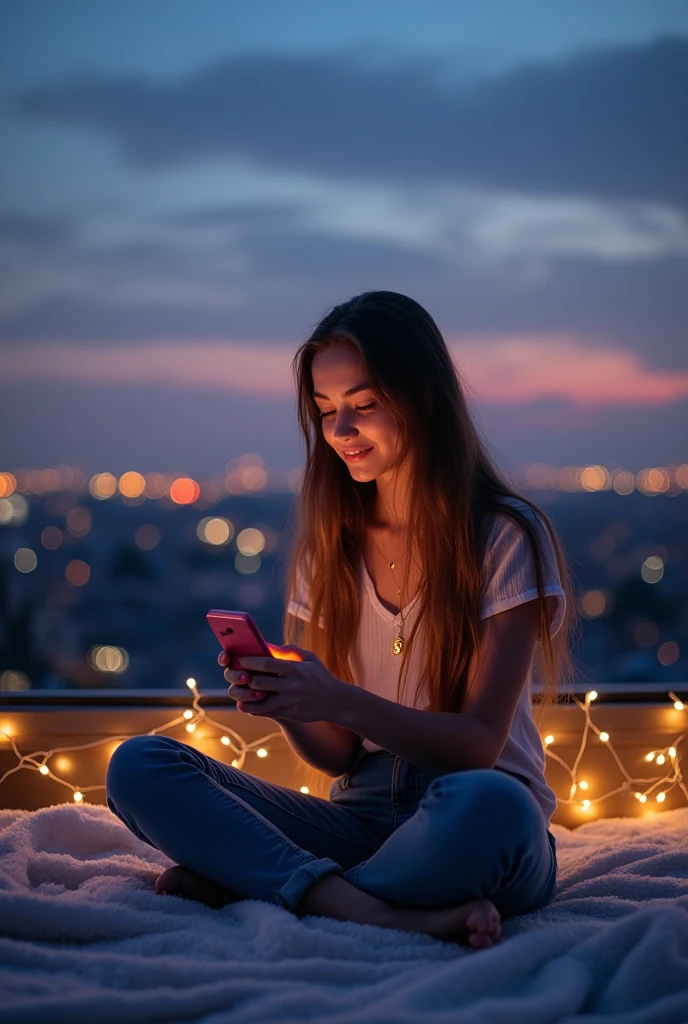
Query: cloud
0,212,73,247
14,37,688,204
2,205,686,374
2,335,686,407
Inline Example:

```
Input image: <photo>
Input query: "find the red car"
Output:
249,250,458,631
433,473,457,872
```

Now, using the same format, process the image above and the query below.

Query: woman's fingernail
239,673,249,683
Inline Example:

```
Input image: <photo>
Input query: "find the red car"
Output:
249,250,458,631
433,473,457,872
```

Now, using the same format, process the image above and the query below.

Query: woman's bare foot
390,899,502,949
297,874,500,949
154,865,241,910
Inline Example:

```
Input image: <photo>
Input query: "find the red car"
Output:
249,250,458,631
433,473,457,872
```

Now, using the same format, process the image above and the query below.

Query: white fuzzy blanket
1,803,687,1024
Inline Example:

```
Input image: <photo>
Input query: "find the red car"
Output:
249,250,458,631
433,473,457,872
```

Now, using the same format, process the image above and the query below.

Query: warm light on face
311,345,403,483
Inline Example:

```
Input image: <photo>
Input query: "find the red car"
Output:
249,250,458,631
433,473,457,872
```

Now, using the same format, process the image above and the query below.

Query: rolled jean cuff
275,856,343,911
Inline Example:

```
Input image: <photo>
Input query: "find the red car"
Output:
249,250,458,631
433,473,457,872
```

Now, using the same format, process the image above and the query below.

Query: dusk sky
1,1,687,477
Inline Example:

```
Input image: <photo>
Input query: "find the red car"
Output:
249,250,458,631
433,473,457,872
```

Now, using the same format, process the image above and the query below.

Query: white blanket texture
0,803,687,1024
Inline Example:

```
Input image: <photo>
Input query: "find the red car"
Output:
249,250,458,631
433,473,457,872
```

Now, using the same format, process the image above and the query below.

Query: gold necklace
368,529,408,656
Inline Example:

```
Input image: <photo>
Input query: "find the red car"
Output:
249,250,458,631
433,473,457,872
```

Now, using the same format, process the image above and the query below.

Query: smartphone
206,609,282,677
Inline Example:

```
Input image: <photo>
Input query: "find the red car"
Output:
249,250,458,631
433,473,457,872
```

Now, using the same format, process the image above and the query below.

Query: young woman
106,291,576,950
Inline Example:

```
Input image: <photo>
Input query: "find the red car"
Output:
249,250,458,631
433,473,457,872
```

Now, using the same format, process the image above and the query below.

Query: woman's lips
342,447,373,461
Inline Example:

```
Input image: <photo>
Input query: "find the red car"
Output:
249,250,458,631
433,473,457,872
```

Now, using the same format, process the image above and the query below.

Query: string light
544,689,686,813
0,678,286,804
1,684,685,812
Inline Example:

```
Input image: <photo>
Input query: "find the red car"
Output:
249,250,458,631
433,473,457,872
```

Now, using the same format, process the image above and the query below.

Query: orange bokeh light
169,477,201,504
0,473,17,498
119,471,146,498
66,560,90,586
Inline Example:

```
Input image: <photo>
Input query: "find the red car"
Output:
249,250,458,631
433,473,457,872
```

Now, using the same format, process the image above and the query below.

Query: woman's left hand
223,644,351,724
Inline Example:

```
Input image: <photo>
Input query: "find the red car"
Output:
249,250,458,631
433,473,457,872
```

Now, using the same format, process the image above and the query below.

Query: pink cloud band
2,336,686,406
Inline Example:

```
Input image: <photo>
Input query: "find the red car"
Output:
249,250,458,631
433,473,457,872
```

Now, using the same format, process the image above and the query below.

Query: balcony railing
1,683,686,828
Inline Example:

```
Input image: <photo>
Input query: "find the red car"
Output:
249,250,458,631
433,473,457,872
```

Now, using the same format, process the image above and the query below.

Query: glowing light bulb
39,765,49,775
183,710,193,720
669,747,677,758
599,732,610,742
674,701,684,711
73,791,83,802
300,786,309,794
186,678,197,689
186,723,196,733
220,736,230,746
579,780,589,790
645,752,655,762
582,799,591,809
639,794,647,803
656,753,666,766
543,735,554,746
256,748,267,758
231,759,239,767
587,690,598,702
657,792,666,803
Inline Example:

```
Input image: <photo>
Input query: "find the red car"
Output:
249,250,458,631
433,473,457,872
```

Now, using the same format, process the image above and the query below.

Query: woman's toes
465,900,501,948
154,866,180,894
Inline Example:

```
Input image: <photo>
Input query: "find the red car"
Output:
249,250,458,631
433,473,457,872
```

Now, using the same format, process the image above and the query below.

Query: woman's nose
333,413,358,440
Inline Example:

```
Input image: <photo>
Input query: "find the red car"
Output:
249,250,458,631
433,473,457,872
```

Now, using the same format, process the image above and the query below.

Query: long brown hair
282,291,577,767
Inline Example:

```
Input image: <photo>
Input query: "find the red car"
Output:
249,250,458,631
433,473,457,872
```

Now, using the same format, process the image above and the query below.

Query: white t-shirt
287,498,566,825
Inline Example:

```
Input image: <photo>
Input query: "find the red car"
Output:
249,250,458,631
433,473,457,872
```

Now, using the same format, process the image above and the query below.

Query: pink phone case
206,609,281,676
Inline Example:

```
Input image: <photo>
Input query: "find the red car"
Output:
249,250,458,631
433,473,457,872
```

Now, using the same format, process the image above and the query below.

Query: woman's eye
319,401,377,419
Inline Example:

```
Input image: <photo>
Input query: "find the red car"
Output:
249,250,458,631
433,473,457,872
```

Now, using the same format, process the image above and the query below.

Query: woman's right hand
218,650,267,702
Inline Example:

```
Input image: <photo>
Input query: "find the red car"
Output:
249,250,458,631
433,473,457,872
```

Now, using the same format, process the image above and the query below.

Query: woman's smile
341,446,374,462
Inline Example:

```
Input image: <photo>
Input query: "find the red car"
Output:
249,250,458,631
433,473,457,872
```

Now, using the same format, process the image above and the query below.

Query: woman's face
311,344,402,482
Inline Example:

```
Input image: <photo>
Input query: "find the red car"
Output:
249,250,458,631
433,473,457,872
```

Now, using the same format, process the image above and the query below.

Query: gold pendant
392,634,404,655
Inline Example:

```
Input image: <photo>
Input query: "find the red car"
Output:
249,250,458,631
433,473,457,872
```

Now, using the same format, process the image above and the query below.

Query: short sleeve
286,560,324,628
480,504,566,639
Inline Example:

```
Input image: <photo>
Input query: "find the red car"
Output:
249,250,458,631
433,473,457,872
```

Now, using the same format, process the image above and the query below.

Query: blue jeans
105,734,557,920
